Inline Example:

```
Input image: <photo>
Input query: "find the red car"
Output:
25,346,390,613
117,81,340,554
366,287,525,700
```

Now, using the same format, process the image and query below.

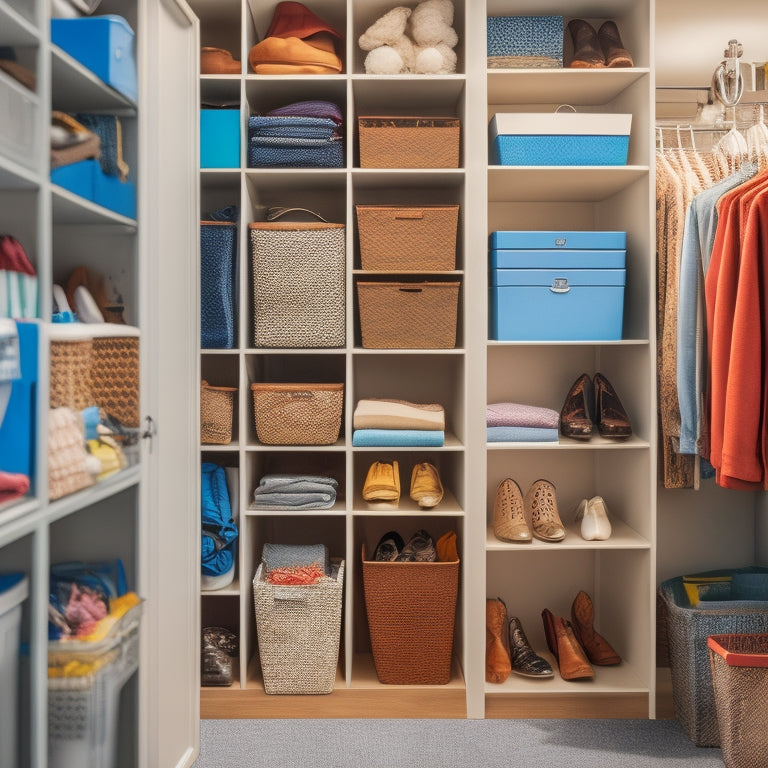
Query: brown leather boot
597,21,634,68
541,608,594,681
486,598,512,684
567,19,604,68
571,590,621,665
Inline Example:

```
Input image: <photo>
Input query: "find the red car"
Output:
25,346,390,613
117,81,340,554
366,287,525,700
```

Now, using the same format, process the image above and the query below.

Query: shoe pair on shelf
372,529,436,562
363,460,444,508
568,19,634,68
542,591,621,681
493,478,565,544
573,495,612,541
560,372,632,441
486,598,553,683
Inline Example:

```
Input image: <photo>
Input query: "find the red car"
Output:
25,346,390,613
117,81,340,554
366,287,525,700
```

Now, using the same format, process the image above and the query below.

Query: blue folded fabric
352,429,445,447
487,426,559,442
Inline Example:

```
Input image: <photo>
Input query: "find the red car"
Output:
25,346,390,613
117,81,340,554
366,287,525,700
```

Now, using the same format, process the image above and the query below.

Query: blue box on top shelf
490,111,631,166
50,15,138,103
489,231,626,341
200,109,240,168
0,320,39,480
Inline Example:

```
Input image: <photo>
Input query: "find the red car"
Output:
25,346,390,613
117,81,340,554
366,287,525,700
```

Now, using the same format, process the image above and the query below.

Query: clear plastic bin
47,602,142,768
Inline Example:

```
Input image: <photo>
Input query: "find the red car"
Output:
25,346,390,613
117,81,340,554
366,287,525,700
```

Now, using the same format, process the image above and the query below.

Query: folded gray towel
261,543,330,575
252,474,338,510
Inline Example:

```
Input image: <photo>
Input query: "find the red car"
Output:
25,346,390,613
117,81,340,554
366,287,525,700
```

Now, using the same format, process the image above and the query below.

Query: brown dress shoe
493,478,531,543
200,47,242,75
410,461,444,508
559,373,594,440
525,479,566,542
593,372,632,439
541,608,594,681
570,590,621,665
486,598,512,684
362,460,400,503
567,19,604,68
597,21,634,68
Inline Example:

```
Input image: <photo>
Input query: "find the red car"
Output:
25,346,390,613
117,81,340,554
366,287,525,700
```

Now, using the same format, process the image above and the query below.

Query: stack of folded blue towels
486,402,559,442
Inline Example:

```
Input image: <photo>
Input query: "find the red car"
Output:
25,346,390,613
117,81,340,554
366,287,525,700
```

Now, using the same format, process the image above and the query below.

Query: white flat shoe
574,495,613,540
73,285,104,323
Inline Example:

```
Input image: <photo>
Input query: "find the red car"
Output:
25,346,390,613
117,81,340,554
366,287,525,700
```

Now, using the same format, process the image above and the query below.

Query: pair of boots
568,20,634,69
541,591,621,681
486,598,553,683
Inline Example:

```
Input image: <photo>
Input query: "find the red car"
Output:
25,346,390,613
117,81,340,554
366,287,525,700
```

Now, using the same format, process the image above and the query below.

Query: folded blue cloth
487,426,559,443
352,429,445,447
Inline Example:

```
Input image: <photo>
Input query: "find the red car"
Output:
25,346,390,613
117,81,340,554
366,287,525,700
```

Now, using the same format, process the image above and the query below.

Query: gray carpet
196,719,725,767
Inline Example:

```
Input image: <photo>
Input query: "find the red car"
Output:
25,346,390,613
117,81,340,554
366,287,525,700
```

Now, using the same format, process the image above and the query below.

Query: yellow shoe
362,460,400,503
409,461,444,509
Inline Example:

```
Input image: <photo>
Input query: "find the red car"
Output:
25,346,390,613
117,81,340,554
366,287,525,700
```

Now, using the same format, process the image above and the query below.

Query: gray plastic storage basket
660,570,768,746
253,559,343,694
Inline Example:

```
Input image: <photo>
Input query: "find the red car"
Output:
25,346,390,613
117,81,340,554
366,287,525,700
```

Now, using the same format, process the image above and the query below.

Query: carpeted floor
195,719,726,767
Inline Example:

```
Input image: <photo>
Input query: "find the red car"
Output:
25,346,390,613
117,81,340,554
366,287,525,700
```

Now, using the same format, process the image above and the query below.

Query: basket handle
273,587,309,602
394,210,424,220
398,287,423,293
266,206,328,223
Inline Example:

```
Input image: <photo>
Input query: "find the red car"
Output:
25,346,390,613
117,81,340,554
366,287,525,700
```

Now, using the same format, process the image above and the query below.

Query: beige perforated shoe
525,479,566,542
493,478,532,543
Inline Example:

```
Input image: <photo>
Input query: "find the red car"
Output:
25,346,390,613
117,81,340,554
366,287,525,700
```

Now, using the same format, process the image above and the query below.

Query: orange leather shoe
570,590,621,665
200,47,242,75
486,598,512,684
541,608,594,681
248,36,342,74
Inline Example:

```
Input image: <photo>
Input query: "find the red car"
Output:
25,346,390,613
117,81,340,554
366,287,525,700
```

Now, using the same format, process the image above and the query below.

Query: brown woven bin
361,544,459,685
358,117,460,169
49,337,93,412
356,205,459,271
250,382,344,445
708,634,768,768
357,281,459,349
200,381,237,444
90,332,140,428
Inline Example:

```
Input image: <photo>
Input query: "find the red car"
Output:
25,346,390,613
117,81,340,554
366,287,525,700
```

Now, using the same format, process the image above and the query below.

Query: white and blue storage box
0,573,28,768
50,15,137,103
487,16,564,68
490,111,631,166
200,109,240,168
489,231,626,341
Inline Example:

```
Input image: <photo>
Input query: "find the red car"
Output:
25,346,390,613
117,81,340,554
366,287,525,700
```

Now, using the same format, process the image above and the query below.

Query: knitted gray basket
253,559,343,695
660,569,768,746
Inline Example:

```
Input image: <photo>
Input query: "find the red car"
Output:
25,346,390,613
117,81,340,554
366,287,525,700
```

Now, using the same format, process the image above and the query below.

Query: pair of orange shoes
201,2,342,75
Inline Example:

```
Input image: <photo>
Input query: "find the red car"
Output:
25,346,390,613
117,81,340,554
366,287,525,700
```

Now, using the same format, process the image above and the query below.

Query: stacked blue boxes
489,231,626,341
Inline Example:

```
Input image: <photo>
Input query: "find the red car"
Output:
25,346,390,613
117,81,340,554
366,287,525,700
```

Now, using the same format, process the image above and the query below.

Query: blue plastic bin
51,159,136,219
201,110,240,168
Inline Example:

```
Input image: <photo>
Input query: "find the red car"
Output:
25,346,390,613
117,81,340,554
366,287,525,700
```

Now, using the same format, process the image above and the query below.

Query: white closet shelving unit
0,1,200,766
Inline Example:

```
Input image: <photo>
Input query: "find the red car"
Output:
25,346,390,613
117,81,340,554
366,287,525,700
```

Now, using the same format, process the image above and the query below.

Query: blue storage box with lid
489,231,626,341
50,15,137,103
200,109,240,168
487,16,564,68
490,111,631,166
51,159,136,219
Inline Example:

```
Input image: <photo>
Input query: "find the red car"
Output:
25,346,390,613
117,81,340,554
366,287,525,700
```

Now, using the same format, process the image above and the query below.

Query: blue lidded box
51,159,136,219
487,16,564,68
51,15,137,103
200,110,241,169
490,112,631,166
489,231,626,341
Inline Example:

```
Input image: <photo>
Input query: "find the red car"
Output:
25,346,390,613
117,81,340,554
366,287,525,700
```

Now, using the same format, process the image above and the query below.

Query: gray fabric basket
253,559,343,694
660,569,768,746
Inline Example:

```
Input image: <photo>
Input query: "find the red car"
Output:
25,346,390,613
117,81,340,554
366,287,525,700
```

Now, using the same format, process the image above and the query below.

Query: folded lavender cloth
487,426,559,442
486,402,559,429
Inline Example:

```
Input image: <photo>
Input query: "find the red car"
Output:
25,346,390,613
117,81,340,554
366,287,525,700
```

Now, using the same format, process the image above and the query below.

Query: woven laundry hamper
48,324,94,412
707,633,768,768
660,570,768,746
252,559,344,694
89,325,140,428
250,382,343,445
200,380,237,444
361,544,459,684
357,281,460,349
358,116,460,169
355,205,459,271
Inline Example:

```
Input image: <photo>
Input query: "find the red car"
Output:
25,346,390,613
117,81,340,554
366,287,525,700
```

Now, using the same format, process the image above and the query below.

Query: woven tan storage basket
253,559,344,694
49,338,93,412
250,382,344,445
200,381,237,444
357,281,459,349
90,334,140,428
361,544,459,685
356,205,458,271
358,117,460,169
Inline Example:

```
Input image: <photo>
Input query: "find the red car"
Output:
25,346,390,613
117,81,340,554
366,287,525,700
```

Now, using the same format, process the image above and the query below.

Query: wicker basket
357,281,459,349
708,633,768,768
252,559,344,694
361,544,459,685
49,327,93,412
356,205,458,271
660,571,768,746
250,382,344,445
90,329,140,428
200,381,237,444
358,117,460,169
